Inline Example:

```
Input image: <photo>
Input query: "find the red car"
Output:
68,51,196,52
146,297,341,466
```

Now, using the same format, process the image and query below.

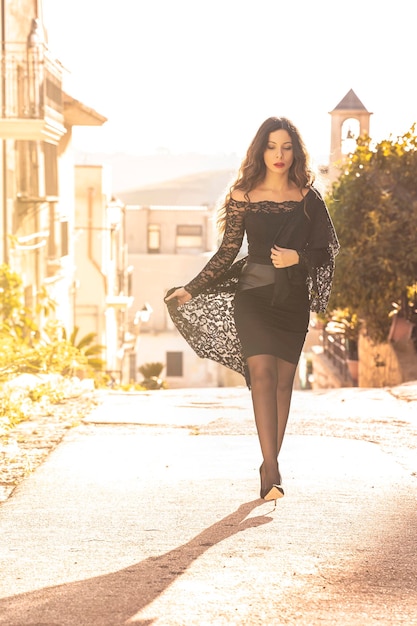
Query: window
166,351,183,377
47,202,58,258
61,220,69,257
48,210,68,260
148,224,160,253
16,140,39,198
129,353,137,381
44,142,58,197
127,266,133,296
176,224,203,252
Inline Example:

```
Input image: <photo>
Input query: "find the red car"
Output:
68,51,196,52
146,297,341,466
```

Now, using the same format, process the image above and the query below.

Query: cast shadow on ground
0,499,272,626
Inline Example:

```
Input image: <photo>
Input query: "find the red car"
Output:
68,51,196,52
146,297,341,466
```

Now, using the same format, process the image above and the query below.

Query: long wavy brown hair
217,117,314,232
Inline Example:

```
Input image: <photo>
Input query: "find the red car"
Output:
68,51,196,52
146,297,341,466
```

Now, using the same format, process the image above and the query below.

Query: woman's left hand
164,286,192,306
270,246,299,268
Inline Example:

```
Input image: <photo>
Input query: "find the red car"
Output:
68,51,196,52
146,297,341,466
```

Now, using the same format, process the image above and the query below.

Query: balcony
0,40,66,143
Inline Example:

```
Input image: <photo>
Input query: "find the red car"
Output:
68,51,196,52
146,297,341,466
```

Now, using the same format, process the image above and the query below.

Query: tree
326,127,417,343
0,264,55,344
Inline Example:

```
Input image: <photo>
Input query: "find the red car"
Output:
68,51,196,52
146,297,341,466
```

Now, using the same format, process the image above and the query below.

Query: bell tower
328,89,372,181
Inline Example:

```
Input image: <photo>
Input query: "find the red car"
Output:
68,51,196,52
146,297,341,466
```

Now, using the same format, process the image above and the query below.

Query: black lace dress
165,187,339,384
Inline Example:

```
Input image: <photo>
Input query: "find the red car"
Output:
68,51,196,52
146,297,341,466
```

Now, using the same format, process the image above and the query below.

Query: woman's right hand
164,286,192,306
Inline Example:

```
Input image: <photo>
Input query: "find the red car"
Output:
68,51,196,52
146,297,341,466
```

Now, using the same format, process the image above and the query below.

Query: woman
165,117,339,502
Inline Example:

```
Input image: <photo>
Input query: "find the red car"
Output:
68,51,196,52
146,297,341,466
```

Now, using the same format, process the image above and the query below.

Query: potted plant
138,361,166,390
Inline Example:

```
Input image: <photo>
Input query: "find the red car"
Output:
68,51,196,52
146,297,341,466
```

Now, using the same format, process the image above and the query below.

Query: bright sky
43,0,416,164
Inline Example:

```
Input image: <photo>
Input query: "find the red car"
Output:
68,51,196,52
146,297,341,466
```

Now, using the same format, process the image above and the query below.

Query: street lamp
134,303,153,326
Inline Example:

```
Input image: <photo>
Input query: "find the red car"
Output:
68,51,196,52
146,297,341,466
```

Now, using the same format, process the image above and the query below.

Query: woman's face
263,129,294,175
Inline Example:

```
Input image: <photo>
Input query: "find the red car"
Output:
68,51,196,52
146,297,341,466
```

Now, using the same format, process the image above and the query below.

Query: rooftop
331,88,370,112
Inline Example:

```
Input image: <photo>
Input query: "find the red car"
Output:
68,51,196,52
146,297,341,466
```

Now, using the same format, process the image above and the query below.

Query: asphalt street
0,384,416,625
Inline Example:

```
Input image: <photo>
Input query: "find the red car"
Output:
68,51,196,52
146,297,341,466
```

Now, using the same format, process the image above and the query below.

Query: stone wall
358,333,417,388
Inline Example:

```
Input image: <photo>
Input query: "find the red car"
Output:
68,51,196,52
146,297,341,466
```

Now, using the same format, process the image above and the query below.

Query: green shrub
0,387,30,433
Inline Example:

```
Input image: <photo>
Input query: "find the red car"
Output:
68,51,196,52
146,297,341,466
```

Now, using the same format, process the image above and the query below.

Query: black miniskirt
233,262,309,364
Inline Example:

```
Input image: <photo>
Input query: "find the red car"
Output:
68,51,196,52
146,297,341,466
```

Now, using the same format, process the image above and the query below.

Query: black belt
243,257,290,304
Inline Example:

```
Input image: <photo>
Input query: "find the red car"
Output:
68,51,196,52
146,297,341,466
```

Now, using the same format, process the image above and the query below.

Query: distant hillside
116,169,237,206
75,150,240,194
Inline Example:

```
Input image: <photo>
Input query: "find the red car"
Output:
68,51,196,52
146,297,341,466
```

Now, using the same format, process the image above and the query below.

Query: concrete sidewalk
0,385,416,625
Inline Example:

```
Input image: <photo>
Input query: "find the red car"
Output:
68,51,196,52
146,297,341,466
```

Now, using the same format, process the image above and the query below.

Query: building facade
74,165,133,383
327,88,372,183
0,0,134,382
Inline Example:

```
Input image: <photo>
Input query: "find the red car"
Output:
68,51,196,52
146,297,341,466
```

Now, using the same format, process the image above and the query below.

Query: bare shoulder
230,189,246,202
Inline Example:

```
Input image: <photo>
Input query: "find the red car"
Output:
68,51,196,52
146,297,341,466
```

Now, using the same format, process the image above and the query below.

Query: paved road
0,385,416,625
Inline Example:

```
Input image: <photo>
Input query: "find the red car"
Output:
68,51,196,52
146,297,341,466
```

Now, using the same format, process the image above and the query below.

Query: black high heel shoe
259,464,285,501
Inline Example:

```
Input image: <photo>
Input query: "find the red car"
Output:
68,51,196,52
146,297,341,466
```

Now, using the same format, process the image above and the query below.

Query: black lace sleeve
184,199,246,296
300,190,340,313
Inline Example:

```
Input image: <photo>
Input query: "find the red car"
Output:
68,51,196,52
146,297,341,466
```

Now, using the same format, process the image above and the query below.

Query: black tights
247,354,297,490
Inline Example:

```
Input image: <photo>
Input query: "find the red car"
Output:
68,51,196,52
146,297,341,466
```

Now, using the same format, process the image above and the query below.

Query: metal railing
1,42,63,119
322,328,350,382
